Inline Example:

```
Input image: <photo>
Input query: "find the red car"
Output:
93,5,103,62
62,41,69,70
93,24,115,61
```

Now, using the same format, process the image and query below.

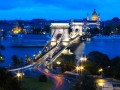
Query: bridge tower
50,23,70,46
70,22,84,38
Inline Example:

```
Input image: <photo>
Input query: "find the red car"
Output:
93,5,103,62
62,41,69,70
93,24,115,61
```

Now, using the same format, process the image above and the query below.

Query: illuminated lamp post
56,61,61,65
16,71,24,82
98,68,103,78
76,56,87,73
0,56,3,62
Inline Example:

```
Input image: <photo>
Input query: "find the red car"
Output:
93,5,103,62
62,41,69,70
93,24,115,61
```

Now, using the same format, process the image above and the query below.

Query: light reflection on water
75,39,120,59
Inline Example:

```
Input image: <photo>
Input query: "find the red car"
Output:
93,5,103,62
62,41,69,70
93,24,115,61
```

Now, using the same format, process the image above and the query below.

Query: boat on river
6,34,50,47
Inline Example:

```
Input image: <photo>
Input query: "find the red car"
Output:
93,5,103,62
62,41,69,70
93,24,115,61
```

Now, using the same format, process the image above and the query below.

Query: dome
92,9,98,21
92,9,97,15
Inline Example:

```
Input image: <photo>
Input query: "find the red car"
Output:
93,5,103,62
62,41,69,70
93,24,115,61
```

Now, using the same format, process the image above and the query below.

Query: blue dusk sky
0,0,119,20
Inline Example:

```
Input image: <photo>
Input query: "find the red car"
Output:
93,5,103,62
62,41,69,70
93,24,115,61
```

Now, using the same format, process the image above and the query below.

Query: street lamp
33,54,35,57
99,68,103,72
79,66,84,71
16,71,24,81
16,72,21,81
75,55,87,79
76,66,79,73
79,66,84,76
80,56,87,62
56,61,61,65
98,68,103,78
76,66,84,74
0,56,3,62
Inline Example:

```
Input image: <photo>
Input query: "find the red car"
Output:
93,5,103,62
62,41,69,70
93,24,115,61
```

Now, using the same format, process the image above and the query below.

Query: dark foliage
89,28,99,35
0,67,21,90
88,51,110,68
39,74,48,82
53,54,76,73
11,55,23,66
110,57,120,79
43,25,50,33
33,28,41,34
71,75,96,90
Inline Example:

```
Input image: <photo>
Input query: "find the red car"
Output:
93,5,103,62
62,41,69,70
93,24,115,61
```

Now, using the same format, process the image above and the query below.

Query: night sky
0,0,119,20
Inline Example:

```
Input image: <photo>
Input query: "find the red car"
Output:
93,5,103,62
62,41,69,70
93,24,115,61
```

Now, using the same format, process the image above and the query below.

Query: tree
39,74,48,82
43,25,51,33
53,54,76,72
70,74,96,90
104,24,113,35
116,25,120,34
11,55,23,66
89,28,99,35
110,56,120,79
0,67,21,90
85,61,99,75
25,55,31,65
12,55,19,66
0,44,5,63
33,28,41,34
88,51,110,68
86,51,110,75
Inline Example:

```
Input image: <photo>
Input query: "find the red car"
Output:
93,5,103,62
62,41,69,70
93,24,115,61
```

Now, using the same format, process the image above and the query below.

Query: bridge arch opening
56,34,62,40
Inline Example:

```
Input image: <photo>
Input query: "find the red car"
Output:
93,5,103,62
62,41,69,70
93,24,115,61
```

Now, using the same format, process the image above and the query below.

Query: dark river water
1,37,120,66
0,37,43,66
75,39,120,59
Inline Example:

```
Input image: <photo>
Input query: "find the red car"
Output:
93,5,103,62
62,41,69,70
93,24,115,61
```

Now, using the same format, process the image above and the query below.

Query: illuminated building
92,9,100,21
13,26,21,34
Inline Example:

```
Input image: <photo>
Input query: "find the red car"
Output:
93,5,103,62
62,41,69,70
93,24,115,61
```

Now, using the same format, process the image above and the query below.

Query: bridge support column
70,25,77,38
78,25,83,36
51,29,57,46
62,28,69,46
71,22,84,37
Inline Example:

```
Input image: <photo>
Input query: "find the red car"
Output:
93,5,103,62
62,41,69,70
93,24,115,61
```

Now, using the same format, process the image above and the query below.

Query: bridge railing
34,30,65,61
8,64,33,72
49,46,67,64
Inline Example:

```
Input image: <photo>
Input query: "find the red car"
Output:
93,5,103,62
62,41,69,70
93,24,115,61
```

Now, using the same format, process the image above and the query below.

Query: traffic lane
37,67,63,90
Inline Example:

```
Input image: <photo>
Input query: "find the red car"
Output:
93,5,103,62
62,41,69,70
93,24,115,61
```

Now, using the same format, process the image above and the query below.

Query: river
0,35,45,66
75,39,120,59
1,37,120,66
